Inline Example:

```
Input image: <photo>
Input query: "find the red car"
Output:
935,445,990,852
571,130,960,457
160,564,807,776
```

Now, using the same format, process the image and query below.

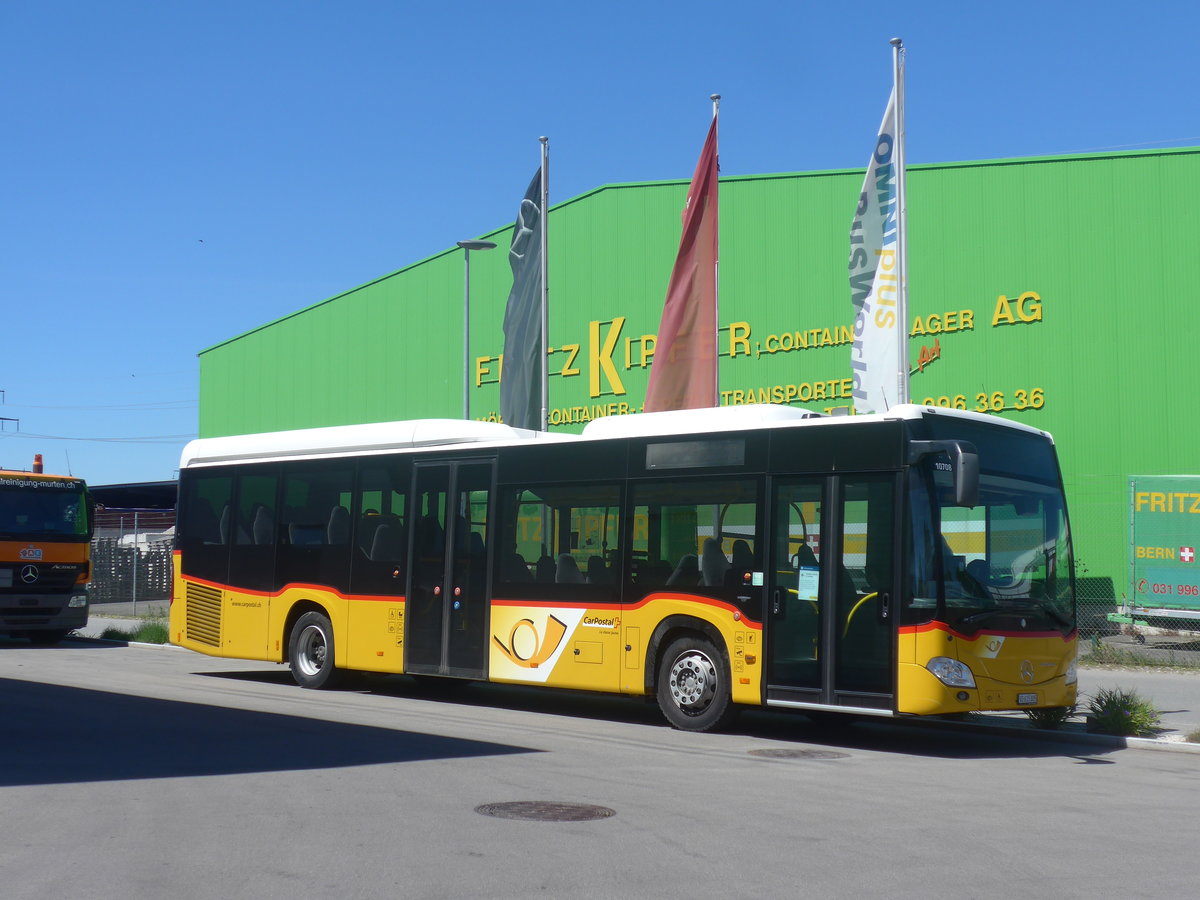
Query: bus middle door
406,459,494,678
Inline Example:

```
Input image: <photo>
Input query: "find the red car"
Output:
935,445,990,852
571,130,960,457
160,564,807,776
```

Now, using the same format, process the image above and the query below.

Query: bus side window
178,470,234,583
629,477,762,614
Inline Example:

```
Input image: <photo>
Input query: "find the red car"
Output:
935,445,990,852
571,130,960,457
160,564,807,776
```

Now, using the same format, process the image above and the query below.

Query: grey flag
500,170,543,430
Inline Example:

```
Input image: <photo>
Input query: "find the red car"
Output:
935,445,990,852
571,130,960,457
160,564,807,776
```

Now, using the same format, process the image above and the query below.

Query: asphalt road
3,638,1199,899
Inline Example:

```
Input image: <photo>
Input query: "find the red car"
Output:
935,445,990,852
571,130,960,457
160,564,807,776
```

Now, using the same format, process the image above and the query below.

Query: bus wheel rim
298,625,327,676
668,650,716,712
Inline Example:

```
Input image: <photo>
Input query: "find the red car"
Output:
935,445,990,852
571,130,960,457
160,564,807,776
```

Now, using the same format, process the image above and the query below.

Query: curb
936,713,1200,755
64,633,182,651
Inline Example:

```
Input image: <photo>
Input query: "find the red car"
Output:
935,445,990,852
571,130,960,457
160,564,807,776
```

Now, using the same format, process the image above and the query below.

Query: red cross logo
1182,546,1196,564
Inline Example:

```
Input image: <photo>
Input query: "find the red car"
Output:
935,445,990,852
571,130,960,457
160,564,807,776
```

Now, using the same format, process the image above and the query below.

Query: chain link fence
88,509,174,608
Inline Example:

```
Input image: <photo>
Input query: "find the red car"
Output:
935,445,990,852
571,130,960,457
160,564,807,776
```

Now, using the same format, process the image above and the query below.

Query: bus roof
180,404,1052,469
179,419,578,468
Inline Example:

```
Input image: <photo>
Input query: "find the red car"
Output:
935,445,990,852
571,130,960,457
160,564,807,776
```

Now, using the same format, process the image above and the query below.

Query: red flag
645,116,719,412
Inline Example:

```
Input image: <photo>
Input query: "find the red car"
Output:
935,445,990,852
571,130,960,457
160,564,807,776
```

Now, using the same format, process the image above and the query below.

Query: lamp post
456,239,497,419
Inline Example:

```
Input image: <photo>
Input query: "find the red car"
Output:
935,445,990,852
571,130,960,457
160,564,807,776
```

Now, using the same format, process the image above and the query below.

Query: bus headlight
927,657,976,688
68,594,88,608
1065,659,1078,685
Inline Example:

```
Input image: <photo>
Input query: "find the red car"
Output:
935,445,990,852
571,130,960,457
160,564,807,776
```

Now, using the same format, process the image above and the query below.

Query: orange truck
0,455,94,644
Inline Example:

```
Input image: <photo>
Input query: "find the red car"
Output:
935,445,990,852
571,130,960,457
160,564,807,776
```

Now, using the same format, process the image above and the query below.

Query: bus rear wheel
656,636,736,732
289,611,344,689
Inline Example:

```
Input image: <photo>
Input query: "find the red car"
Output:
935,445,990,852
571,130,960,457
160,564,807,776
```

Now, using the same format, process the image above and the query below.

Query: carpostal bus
170,404,1077,731
0,455,94,644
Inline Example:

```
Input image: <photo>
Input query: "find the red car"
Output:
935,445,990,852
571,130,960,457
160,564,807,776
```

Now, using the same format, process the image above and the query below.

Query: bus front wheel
289,611,344,689
656,636,736,732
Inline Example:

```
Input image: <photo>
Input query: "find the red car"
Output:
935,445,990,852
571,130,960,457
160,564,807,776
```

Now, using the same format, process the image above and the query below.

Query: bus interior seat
700,538,731,586
369,522,405,561
794,543,818,569
556,553,585,583
326,506,351,544
502,550,533,582
252,505,275,545
535,552,556,583
731,539,755,570
666,553,699,586
415,516,444,555
216,504,231,545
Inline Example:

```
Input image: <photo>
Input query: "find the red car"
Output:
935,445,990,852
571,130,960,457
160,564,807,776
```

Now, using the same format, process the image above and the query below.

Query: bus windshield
0,483,91,541
905,437,1074,636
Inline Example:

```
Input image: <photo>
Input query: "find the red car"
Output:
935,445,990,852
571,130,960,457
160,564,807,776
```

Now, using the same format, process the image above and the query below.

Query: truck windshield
904,439,1074,636
0,484,90,541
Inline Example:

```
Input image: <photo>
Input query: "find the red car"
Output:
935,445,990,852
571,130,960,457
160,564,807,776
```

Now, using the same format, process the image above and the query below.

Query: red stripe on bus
176,574,404,605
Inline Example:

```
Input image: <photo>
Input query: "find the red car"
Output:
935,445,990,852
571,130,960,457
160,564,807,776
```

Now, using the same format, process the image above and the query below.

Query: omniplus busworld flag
848,88,900,413
849,40,907,414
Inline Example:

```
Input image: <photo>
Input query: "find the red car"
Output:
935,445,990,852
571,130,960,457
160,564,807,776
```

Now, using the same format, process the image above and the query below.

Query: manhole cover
748,748,850,760
475,801,616,822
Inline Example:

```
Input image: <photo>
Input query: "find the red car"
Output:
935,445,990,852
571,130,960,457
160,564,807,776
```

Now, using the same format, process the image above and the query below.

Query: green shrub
1085,687,1161,737
99,618,170,645
1025,704,1076,730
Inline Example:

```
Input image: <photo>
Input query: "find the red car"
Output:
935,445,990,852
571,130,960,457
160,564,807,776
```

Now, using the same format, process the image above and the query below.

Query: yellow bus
0,455,94,644
170,405,1077,731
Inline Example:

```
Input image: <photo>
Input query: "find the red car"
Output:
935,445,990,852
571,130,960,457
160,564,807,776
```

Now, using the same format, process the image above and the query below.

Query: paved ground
4,638,1200,899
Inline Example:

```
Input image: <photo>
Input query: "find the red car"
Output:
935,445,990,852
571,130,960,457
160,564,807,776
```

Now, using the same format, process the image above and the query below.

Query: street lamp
456,239,497,420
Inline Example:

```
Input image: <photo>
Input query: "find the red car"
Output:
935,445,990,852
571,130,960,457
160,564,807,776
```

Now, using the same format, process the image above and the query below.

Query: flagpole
710,93,720,407
890,37,909,405
538,136,549,431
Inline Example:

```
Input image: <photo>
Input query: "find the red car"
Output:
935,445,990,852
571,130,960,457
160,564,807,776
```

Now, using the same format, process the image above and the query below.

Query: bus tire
288,611,344,689
656,635,737,732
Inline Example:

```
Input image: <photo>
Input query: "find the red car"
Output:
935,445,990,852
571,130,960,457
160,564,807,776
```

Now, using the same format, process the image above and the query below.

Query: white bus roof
181,404,1052,469
179,419,576,468
581,404,823,439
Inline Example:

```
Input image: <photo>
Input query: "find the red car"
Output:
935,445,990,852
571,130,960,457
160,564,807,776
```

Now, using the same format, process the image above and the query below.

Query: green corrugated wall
198,147,1200,597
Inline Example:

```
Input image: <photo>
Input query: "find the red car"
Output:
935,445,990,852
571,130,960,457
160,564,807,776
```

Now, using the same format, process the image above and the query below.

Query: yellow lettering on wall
589,317,626,397
559,343,580,378
729,321,751,358
475,356,493,387
1018,291,1043,322
992,295,1016,326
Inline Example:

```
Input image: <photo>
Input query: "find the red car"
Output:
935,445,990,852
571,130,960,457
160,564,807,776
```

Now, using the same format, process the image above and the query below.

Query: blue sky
2,1,1195,486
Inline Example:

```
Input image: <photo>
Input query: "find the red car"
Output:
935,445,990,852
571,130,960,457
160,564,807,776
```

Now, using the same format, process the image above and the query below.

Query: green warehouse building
197,146,1200,620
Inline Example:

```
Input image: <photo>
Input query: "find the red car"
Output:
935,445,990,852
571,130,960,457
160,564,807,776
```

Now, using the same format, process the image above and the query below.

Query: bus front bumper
898,663,1078,716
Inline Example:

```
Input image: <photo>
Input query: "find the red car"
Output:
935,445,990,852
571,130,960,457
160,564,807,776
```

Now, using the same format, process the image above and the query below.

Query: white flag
848,88,901,413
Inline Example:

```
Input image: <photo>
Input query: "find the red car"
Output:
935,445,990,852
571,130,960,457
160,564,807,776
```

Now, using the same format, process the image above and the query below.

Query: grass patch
1085,687,1161,737
100,618,169,644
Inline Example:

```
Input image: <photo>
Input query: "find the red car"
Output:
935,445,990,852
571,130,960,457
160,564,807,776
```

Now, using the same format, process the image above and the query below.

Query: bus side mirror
908,440,979,508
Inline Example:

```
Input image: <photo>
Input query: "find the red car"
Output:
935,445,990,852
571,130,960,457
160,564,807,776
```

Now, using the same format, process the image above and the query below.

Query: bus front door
767,475,895,711
406,460,494,679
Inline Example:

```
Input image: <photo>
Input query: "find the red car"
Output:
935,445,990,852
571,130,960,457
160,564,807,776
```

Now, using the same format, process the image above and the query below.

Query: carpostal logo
493,615,568,669
581,614,620,629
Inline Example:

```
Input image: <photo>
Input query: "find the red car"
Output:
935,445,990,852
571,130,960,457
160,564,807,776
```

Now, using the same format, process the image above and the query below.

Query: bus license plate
1017,693,1038,705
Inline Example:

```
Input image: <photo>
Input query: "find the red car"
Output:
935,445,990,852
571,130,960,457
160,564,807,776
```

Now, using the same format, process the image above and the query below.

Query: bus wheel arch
286,606,346,689
648,617,737,732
